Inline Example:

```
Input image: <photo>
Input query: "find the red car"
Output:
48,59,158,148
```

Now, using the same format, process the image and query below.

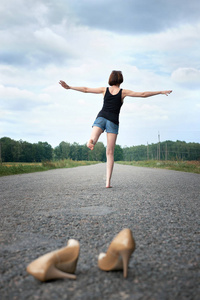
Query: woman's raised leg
87,126,103,150
106,133,117,188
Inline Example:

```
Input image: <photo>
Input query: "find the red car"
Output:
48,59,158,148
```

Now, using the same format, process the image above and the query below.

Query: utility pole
157,143,158,160
147,142,149,160
157,132,160,160
165,143,168,161
0,142,2,164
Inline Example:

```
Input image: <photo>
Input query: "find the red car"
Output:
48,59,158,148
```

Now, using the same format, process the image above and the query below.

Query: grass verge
116,160,200,174
0,160,100,177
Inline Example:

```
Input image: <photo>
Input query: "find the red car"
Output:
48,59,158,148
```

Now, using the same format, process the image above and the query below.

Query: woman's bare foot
106,180,112,188
87,139,95,150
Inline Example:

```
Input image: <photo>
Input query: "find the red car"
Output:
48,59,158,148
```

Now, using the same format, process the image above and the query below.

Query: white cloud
171,68,200,88
0,84,50,111
33,27,77,59
123,102,169,121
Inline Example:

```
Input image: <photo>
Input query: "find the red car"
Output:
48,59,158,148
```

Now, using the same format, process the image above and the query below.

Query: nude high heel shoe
98,229,135,278
27,239,80,281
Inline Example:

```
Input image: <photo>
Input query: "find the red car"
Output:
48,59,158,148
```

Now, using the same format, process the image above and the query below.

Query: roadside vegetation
1,160,199,177
117,160,200,174
0,160,99,177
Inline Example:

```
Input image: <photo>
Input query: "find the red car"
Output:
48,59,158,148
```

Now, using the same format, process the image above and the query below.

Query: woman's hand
59,80,70,89
162,90,172,96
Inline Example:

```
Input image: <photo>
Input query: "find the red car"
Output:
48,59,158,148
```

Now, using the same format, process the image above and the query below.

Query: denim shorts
92,117,119,134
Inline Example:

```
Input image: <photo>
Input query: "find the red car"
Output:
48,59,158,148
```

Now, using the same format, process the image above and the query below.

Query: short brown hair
108,70,123,86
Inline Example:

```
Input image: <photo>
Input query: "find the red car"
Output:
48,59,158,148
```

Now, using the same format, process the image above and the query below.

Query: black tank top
96,87,123,125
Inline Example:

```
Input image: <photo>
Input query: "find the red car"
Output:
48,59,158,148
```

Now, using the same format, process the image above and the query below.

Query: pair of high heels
27,228,135,281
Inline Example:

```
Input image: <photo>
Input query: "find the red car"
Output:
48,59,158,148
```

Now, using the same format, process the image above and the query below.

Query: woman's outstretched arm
59,80,106,94
122,89,172,99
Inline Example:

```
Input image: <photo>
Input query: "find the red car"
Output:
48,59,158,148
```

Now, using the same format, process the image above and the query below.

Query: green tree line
123,140,200,161
0,137,199,163
0,137,53,162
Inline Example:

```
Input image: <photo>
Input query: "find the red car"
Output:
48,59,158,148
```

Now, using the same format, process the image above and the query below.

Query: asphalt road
0,163,199,300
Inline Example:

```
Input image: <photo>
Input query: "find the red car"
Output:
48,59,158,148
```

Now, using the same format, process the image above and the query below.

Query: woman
59,70,172,188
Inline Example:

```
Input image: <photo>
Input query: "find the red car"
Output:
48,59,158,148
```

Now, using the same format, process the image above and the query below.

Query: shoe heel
120,249,133,278
46,265,77,280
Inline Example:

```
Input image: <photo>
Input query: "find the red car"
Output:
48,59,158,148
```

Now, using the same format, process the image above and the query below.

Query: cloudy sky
0,0,200,148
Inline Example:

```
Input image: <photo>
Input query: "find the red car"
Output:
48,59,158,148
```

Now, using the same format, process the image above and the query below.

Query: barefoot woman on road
59,70,172,188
